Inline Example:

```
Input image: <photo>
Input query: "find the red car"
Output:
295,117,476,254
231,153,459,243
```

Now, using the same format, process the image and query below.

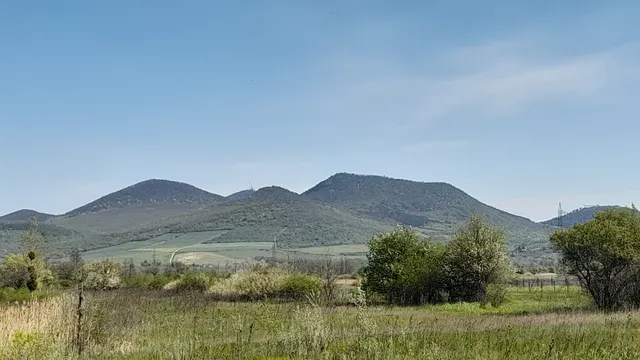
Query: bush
174,273,211,293
360,225,447,305
83,259,122,291
0,287,49,303
207,267,324,301
279,274,322,299
486,283,507,308
148,275,173,290
444,215,511,302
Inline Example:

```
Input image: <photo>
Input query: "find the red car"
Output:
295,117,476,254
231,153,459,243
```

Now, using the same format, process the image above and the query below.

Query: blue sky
1,1,639,221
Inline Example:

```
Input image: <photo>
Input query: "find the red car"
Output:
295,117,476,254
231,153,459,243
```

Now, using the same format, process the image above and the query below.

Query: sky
1,1,639,221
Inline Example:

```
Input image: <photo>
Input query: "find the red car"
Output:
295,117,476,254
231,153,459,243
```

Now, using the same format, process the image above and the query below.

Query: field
291,244,369,257
80,231,227,265
79,236,370,265
6,285,640,359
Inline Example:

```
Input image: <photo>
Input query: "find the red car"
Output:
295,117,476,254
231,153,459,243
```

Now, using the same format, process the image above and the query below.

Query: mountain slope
541,205,637,228
302,173,554,246
112,186,394,248
0,221,88,259
50,179,224,233
225,189,256,202
0,209,55,222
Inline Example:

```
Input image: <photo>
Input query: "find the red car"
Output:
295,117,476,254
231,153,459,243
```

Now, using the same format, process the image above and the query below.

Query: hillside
541,205,637,228
225,189,256,202
0,221,88,258
113,186,394,248
1,174,563,265
0,209,55,222
50,179,224,233
302,173,554,249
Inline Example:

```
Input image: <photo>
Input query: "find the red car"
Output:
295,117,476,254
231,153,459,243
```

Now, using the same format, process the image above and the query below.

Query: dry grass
1,286,640,359
0,294,75,359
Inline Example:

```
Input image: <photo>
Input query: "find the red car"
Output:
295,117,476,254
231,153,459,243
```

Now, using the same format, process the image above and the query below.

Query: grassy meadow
5,284,640,360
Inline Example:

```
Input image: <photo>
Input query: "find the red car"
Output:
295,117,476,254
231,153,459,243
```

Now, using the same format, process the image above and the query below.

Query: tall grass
2,286,640,359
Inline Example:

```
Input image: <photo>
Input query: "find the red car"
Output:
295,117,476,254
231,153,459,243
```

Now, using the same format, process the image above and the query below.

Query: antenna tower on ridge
557,202,567,228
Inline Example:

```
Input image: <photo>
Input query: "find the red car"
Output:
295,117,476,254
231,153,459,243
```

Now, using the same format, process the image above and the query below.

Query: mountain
225,189,256,202
2,173,561,265
302,173,554,247
0,209,55,222
541,205,637,228
50,179,224,233
116,186,393,248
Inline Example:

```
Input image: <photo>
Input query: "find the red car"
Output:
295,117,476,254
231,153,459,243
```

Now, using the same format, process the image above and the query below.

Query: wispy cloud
301,15,640,131
400,140,468,155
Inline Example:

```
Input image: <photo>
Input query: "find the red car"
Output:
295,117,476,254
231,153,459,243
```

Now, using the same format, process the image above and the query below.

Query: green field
80,231,226,264
291,244,369,257
7,285,640,359
79,235,372,265
173,242,275,265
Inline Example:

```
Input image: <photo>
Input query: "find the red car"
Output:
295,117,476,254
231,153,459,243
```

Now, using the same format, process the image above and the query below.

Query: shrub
83,259,122,291
444,215,511,302
360,225,447,305
148,275,173,290
174,273,211,293
279,274,322,299
486,283,507,308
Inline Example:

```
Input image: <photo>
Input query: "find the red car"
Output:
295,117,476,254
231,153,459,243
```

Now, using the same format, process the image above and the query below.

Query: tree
361,225,447,305
20,218,47,258
0,253,53,290
444,215,511,302
83,259,122,291
550,208,640,310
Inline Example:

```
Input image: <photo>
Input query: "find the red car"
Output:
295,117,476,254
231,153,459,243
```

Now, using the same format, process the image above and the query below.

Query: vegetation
0,285,630,360
551,207,640,310
445,215,511,302
3,210,640,358
362,218,510,306
1,173,559,267
542,205,638,228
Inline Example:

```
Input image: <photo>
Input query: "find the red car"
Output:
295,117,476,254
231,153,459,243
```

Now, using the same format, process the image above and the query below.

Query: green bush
486,283,508,308
279,274,322,299
0,287,49,303
148,275,173,290
174,273,211,293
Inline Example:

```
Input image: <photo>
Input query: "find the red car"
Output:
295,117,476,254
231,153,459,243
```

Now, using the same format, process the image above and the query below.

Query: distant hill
225,189,256,202
0,221,88,259
541,205,637,228
0,209,55,222
50,179,224,233
115,186,394,248
302,173,554,247
2,173,562,265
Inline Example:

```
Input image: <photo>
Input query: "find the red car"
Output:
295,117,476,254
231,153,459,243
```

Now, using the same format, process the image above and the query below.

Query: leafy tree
361,225,446,305
0,253,53,290
550,208,640,310
20,218,47,258
444,215,511,302
83,259,122,290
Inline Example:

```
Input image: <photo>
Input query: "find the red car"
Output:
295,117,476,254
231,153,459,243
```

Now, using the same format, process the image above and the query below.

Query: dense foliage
361,217,511,305
551,207,640,310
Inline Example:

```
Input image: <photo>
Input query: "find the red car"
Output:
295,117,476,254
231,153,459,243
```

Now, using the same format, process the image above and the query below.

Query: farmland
79,231,227,264
79,234,370,266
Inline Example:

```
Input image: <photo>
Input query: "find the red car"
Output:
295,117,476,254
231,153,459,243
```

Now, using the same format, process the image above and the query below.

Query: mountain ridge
1,173,560,265
0,209,56,222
